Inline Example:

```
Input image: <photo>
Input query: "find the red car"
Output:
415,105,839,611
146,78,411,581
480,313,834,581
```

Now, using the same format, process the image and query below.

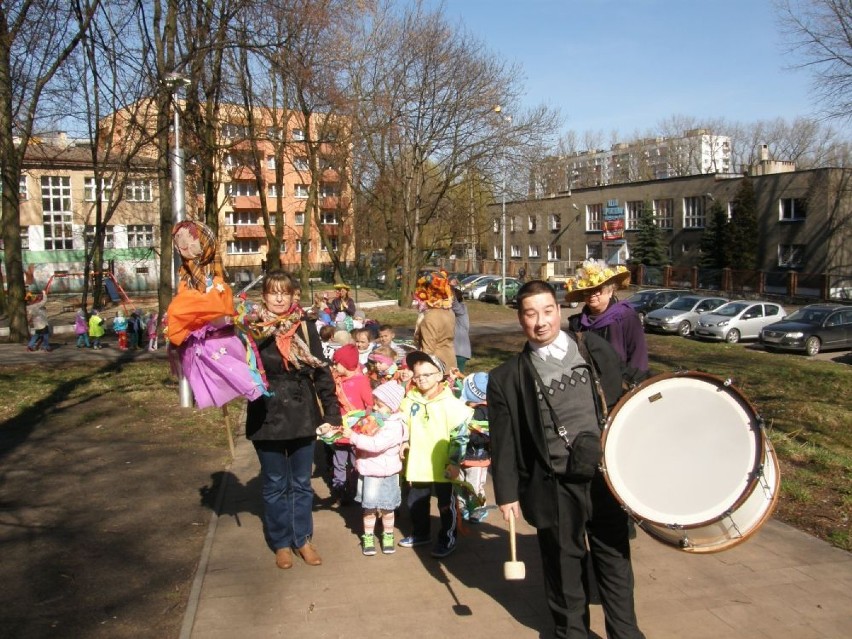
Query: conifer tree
728,179,760,270
700,201,730,269
631,202,667,267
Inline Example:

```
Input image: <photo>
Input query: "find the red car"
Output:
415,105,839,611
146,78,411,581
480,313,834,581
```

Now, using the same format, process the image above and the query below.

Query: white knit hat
373,381,405,413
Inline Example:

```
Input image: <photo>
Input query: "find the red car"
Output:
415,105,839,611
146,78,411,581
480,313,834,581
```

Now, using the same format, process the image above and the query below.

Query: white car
645,295,728,336
463,275,499,300
694,300,787,343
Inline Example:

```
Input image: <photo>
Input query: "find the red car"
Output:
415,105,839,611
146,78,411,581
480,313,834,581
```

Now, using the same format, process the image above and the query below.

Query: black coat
487,331,626,529
245,319,341,441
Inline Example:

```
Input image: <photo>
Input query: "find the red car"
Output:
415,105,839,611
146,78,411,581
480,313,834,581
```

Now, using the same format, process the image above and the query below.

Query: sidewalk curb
178,440,238,639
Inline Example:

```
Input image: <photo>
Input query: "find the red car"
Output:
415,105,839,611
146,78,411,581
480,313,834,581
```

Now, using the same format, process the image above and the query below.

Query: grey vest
530,346,600,474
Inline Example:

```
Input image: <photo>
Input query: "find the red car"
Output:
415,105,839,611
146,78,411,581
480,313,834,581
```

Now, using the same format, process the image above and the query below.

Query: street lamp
163,71,191,293
494,106,511,304
163,71,192,408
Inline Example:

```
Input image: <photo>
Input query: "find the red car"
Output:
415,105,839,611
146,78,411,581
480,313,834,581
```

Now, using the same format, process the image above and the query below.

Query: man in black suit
488,280,644,639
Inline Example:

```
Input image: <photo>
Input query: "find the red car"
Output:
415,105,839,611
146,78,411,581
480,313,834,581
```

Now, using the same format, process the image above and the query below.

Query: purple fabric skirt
178,324,266,409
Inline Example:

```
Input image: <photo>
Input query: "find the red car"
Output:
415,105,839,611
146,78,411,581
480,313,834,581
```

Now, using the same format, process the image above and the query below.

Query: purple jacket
570,300,648,372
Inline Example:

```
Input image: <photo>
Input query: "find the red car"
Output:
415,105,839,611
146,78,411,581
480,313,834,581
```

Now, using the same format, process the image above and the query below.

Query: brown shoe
296,542,322,566
275,547,293,569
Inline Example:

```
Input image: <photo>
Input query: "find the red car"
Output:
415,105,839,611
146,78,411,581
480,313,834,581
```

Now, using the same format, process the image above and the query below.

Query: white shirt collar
531,330,569,361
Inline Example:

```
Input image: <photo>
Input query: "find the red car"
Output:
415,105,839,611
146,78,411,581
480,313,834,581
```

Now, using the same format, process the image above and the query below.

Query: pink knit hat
372,381,405,413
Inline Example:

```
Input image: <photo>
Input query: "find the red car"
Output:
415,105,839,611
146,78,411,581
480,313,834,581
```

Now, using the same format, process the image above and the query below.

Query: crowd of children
307,283,491,561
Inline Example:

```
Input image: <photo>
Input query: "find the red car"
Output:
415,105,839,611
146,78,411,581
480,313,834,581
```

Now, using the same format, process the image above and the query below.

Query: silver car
694,300,787,343
645,295,729,336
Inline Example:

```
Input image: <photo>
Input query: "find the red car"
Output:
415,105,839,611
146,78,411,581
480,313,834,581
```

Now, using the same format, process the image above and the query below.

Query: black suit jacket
487,330,626,529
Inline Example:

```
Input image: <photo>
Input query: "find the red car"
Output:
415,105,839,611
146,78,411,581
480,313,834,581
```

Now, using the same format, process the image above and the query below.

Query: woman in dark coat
245,270,341,569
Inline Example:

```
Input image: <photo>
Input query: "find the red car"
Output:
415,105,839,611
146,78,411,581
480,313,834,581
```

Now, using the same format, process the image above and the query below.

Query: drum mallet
504,511,526,581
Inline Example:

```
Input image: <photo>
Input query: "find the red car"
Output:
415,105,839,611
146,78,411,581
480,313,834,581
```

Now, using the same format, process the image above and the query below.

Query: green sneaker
362,534,377,556
381,532,395,554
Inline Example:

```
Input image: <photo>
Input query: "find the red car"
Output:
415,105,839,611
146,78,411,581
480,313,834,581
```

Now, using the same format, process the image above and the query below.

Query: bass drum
601,371,780,553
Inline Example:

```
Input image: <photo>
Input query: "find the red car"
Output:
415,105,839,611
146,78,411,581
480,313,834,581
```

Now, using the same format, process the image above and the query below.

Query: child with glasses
398,351,471,559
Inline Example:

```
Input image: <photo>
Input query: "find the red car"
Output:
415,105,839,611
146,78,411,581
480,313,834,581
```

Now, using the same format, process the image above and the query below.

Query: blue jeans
28,330,50,350
76,333,90,348
254,437,316,551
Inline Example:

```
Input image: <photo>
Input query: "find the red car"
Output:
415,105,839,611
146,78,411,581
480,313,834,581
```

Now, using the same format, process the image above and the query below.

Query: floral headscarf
413,269,453,310
173,220,226,292
242,301,326,371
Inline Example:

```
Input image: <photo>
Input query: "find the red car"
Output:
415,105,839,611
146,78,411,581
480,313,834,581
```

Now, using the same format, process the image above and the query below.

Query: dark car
547,280,579,308
760,303,852,355
625,289,685,324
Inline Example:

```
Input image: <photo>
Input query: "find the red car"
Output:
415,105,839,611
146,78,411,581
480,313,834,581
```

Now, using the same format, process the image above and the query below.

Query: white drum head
603,374,763,527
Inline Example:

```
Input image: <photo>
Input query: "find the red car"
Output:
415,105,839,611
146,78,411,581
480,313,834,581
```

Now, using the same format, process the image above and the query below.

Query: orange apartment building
104,99,354,286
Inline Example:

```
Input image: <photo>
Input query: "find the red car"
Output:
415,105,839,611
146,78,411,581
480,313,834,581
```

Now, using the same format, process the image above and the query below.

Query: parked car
462,275,499,300
644,295,729,336
481,277,522,305
760,303,852,355
547,280,580,308
625,289,685,324
694,300,787,343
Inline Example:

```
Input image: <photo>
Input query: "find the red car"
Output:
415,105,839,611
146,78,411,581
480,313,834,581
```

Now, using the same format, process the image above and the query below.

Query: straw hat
564,259,631,303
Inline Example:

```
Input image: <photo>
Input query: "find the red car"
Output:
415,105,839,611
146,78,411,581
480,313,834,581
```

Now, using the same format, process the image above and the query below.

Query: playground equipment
39,271,134,312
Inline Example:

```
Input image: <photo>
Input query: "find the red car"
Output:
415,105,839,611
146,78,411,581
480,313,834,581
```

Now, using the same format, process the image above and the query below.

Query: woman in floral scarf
412,269,456,373
243,270,342,570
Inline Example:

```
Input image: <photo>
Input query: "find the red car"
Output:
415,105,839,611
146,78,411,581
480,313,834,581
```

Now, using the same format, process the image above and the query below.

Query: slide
103,278,121,303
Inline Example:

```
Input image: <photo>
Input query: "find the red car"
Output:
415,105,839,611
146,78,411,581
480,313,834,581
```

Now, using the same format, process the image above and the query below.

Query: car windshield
714,302,749,317
665,296,700,311
460,274,482,286
627,291,656,304
785,308,829,324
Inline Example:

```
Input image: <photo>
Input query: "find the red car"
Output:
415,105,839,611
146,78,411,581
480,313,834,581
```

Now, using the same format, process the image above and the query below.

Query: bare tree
0,0,100,342
775,0,852,123
348,0,557,303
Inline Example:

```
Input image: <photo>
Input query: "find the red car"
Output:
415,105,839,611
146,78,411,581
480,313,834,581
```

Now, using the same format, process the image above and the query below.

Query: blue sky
426,0,833,137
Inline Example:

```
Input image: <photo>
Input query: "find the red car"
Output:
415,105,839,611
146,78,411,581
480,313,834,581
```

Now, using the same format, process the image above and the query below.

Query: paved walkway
4,322,850,638
181,427,851,639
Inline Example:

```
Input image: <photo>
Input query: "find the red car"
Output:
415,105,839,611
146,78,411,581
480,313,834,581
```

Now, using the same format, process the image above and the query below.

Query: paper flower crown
564,260,631,303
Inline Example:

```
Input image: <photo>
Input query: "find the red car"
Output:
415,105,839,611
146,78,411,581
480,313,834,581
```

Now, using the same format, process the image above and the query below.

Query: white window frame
296,239,311,253
323,237,339,252
547,244,561,261
625,201,644,230
527,215,537,232
267,183,281,198
320,211,337,225
226,211,259,225
586,203,603,232
493,245,502,260
779,198,807,221
84,177,113,202
294,184,309,199
320,182,340,198
294,156,309,171
492,218,500,234
18,175,28,199
683,196,706,229
528,244,540,258
778,243,805,267
85,225,115,249
127,224,154,248
41,176,73,250
510,244,521,258
124,179,153,202
228,181,259,197
549,213,561,232
227,239,260,254
653,198,673,229
585,242,603,260
266,156,276,170
295,211,305,225
292,128,306,141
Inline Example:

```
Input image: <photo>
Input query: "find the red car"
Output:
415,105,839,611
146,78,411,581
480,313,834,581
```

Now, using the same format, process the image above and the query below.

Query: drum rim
601,370,766,529
641,439,782,553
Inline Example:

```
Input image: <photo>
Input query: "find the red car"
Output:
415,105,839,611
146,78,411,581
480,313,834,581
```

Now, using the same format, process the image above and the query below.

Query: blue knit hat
460,372,488,404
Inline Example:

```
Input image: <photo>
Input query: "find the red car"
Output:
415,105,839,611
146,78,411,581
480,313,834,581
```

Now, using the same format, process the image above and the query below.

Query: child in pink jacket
342,381,408,556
